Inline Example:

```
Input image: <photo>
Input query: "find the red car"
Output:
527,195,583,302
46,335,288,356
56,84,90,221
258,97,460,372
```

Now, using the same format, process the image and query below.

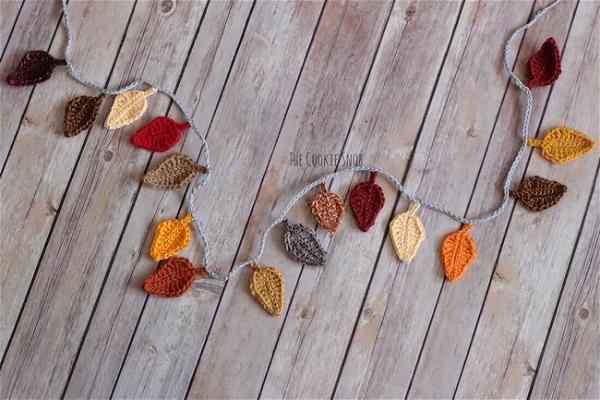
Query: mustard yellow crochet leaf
250,263,285,316
528,127,595,164
389,203,425,263
149,214,193,262
104,87,157,129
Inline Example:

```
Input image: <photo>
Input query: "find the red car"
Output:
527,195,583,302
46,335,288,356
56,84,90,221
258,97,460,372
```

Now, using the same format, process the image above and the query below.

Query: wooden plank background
0,0,597,399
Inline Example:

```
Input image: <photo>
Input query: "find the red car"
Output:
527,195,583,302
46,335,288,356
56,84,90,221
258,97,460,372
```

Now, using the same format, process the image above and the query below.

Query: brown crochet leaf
283,220,327,266
143,256,207,297
311,183,345,234
510,176,567,211
64,93,105,137
143,153,207,190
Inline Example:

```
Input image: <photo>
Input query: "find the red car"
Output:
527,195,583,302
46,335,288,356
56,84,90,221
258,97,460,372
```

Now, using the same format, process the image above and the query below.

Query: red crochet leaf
131,116,191,152
349,172,385,232
527,37,562,89
6,51,65,86
143,256,207,297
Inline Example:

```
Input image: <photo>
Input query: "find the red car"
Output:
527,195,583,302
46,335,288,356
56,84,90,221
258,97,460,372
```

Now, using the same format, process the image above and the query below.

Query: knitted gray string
59,0,561,281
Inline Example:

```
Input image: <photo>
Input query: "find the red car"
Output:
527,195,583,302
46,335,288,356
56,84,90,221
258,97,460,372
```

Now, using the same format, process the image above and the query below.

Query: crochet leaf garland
250,263,285,316
349,172,385,232
311,183,345,234
150,214,194,262
389,203,425,263
64,93,105,137
527,37,562,89
143,256,207,297
283,220,327,267
441,224,477,282
6,51,66,86
143,153,206,190
528,127,595,164
132,116,191,152
510,176,567,211
105,87,157,129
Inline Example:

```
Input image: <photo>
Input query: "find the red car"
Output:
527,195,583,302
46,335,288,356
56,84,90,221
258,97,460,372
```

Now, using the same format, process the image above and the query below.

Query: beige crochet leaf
250,263,285,316
389,203,425,263
104,87,157,129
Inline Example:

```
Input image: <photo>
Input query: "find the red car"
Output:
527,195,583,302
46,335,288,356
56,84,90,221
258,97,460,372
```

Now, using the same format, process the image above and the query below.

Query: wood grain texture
0,0,23,54
456,1,600,397
0,1,596,398
0,1,206,397
108,2,323,398
63,1,252,398
0,0,135,359
407,1,578,398
0,0,62,168
530,172,599,400
332,2,539,398
185,1,393,398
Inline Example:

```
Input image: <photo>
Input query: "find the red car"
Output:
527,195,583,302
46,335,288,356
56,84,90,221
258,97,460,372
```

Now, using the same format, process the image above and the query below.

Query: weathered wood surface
0,1,597,399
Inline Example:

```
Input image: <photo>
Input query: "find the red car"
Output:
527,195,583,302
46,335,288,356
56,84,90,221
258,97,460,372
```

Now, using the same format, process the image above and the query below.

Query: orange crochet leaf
143,256,207,297
441,224,477,282
149,214,194,262
528,127,595,164
250,262,285,316
311,183,345,234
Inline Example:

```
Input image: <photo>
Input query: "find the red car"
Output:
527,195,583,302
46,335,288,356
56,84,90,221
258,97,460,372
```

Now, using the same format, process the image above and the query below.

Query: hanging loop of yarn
58,0,562,282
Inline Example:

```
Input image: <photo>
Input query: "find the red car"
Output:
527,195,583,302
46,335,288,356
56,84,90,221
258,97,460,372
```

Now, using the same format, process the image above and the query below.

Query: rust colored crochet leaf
6,51,65,86
283,220,327,267
64,93,105,137
389,203,425,263
528,127,595,164
510,176,567,212
132,116,191,152
150,214,194,262
104,87,157,129
349,172,385,232
311,183,345,234
250,263,285,316
441,224,477,282
527,37,562,89
143,153,207,190
143,256,207,297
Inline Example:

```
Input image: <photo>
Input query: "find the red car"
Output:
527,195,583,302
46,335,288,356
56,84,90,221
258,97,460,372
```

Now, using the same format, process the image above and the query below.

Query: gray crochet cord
59,0,561,282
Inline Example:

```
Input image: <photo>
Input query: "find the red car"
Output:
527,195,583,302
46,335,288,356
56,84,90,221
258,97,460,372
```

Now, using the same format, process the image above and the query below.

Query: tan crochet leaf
250,263,285,316
389,203,425,263
311,183,345,234
150,214,194,262
104,87,157,129
528,127,595,164
143,153,206,190
510,175,567,211
441,224,477,282
64,93,105,137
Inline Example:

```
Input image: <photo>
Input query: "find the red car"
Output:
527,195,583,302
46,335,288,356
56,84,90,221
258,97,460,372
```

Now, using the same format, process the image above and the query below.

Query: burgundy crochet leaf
527,37,562,89
131,116,191,152
349,172,385,232
6,51,66,86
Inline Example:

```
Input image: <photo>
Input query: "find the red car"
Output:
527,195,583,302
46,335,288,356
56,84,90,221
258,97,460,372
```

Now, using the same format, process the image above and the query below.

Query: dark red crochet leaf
143,256,207,297
349,172,385,232
527,37,562,89
6,51,66,86
131,116,191,152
